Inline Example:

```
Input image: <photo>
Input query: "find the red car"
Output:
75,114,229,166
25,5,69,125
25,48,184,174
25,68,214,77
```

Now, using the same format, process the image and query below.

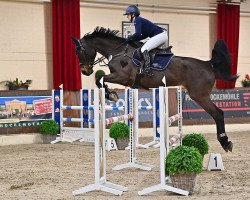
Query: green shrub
182,133,209,157
38,120,59,135
95,70,105,80
109,122,129,140
165,145,203,175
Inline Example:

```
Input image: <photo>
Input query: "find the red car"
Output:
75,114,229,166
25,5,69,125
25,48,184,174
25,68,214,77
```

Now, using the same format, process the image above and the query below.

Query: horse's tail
211,39,239,81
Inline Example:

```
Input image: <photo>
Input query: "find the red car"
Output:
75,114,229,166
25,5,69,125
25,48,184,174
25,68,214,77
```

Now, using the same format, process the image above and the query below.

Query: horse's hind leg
190,95,233,152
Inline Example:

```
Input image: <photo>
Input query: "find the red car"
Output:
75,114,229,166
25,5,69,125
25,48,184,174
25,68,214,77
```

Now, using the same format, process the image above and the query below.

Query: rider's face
127,14,133,22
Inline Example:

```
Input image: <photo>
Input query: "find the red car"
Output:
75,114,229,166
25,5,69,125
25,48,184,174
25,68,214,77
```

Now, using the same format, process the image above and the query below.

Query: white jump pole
112,89,153,171
73,88,128,196
138,86,188,196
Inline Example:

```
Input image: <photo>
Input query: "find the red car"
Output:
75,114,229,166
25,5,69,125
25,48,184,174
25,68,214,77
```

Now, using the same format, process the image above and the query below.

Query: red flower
245,74,250,81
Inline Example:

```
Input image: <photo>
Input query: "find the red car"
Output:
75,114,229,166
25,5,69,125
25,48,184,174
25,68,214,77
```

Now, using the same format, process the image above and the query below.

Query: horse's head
72,37,97,76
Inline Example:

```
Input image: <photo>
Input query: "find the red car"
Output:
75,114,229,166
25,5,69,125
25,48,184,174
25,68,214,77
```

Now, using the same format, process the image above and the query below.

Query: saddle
149,46,173,63
132,46,174,89
135,46,173,62
132,46,174,71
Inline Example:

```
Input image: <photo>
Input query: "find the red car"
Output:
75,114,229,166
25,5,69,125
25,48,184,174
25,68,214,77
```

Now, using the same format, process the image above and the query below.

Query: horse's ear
71,37,81,47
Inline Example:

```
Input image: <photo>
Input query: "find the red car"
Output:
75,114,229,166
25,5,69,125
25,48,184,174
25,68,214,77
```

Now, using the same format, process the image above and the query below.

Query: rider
124,5,168,75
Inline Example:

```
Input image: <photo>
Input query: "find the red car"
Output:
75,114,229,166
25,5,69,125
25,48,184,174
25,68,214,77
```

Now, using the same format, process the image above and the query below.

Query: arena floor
0,131,249,200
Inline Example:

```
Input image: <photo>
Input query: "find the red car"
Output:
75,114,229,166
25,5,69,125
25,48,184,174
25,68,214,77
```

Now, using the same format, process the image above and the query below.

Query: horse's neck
90,38,123,57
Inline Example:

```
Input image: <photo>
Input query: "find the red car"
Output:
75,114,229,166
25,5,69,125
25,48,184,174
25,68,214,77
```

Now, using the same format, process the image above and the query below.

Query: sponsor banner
0,120,43,128
105,91,154,122
105,89,250,121
1,88,249,129
182,89,250,119
0,95,52,128
33,98,52,115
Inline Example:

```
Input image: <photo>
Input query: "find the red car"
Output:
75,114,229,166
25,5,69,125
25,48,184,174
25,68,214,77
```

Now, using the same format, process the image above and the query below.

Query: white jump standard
72,88,128,196
138,86,188,196
112,89,153,171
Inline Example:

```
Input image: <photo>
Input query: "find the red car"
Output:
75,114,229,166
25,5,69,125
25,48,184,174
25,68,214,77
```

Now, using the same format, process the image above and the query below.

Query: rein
92,41,131,67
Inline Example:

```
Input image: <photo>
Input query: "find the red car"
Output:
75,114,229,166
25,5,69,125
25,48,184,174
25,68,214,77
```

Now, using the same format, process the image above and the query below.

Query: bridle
76,39,130,69
75,43,95,70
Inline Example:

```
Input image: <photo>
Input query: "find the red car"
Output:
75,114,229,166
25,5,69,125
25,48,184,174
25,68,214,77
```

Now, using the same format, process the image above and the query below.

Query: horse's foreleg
103,72,134,101
95,77,103,89
95,75,116,101
100,73,128,102
191,96,233,152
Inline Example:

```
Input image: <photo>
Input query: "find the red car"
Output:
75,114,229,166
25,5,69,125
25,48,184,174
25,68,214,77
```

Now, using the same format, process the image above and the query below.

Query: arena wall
0,0,249,90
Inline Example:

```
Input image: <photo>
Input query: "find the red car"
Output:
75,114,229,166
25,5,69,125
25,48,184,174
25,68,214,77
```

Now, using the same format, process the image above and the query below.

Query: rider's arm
127,17,146,41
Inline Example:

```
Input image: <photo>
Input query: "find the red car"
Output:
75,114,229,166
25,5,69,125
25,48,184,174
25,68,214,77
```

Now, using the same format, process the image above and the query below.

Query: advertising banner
0,96,52,128
182,89,250,119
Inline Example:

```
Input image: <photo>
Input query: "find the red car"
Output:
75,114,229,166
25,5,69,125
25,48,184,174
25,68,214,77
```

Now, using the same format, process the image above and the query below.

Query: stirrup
137,67,143,74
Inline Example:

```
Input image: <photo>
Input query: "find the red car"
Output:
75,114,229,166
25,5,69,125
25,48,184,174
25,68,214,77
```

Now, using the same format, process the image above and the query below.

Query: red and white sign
33,98,52,115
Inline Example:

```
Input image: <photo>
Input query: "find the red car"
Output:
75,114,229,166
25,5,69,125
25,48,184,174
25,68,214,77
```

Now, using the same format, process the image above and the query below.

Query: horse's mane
84,27,126,43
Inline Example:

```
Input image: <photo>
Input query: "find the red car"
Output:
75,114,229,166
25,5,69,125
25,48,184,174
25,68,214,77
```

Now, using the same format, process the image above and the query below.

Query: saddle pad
132,50,174,71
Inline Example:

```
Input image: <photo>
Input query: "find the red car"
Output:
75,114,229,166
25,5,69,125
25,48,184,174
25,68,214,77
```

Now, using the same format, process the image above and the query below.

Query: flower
241,74,250,87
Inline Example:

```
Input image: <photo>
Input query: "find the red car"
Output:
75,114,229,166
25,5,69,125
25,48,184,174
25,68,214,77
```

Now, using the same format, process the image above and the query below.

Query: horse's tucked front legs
95,73,128,102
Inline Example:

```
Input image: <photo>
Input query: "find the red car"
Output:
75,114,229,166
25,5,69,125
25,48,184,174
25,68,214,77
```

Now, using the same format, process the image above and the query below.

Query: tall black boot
142,50,152,76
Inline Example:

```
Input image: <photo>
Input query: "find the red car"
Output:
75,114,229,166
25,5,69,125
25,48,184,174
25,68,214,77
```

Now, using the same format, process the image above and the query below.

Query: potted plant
38,120,59,144
241,74,250,87
182,133,209,158
165,145,203,194
95,69,105,80
109,122,129,150
1,78,32,90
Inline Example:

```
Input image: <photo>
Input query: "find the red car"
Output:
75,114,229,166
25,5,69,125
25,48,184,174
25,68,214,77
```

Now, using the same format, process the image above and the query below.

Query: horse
71,27,238,152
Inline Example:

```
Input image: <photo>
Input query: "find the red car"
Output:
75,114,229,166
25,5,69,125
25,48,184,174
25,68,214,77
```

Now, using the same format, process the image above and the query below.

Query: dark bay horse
72,27,238,152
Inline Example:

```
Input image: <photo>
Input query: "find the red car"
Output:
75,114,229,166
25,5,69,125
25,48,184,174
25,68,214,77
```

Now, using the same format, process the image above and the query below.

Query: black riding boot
142,50,152,76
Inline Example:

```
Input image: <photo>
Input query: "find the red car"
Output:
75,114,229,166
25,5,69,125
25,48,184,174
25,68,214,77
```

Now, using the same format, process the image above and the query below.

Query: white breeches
141,31,168,53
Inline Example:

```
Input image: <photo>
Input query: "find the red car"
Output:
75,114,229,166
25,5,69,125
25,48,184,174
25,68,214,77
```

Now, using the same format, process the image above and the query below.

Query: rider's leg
141,31,168,74
142,50,150,74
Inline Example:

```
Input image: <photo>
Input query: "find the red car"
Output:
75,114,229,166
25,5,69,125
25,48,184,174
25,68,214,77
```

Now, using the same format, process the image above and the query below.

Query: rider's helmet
123,5,140,16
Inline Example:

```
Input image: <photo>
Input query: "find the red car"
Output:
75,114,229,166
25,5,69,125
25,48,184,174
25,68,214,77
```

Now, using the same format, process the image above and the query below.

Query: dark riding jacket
127,16,164,41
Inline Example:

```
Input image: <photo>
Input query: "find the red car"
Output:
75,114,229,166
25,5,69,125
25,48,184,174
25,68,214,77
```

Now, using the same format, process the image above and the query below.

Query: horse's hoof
222,141,233,152
109,92,119,102
227,141,233,152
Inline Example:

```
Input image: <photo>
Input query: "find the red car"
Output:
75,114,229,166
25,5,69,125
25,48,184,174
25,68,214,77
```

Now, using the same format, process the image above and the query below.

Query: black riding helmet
123,5,140,16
